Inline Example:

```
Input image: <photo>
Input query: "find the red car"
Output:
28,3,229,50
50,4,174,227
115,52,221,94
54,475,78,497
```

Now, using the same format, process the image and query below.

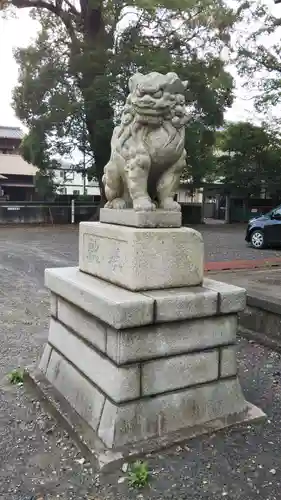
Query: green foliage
20,129,56,170
34,170,56,200
20,128,58,199
10,0,241,189
217,121,281,196
128,461,150,489
236,1,281,121
184,121,217,186
8,369,24,385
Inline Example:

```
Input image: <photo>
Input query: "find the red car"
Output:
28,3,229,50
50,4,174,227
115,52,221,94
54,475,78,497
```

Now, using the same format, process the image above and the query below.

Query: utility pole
82,117,87,196
82,119,86,195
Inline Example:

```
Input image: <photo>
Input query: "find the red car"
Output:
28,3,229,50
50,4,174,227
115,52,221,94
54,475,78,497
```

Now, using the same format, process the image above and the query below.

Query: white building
54,165,203,203
53,163,100,198
177,182,203,204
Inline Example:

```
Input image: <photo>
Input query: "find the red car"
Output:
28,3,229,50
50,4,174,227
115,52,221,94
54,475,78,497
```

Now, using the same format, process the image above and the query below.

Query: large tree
4,0,244,195
216,121,281,197
13,13,94,179
20,127,60,199
235,0,281,123
183,122,217,187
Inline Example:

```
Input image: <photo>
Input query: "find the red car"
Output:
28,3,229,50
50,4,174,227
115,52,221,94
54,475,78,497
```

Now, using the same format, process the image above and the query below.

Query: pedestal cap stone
100,208,182,228
79,222,204,291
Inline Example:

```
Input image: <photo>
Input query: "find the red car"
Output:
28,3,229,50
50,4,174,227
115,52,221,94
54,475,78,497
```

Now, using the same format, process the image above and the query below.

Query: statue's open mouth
134,107,162,116
133,103,169,117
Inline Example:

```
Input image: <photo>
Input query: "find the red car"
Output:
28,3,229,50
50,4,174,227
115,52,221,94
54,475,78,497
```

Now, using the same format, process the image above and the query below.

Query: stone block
98,378,248,448
46,349,105,431
220,345,237,378
50,293,57,317
39,343,52,372
141,350,219,396
48,319,140,403
144,286,218,323
79,222,204,291
106,315,237,365
239,305,281,346
204,278,246,314
45,266,154,329
57,297,106,353
100,208,181,228
98,399,118,448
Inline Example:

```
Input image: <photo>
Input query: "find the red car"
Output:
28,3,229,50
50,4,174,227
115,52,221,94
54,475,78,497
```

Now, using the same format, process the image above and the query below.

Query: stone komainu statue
102,71,190,212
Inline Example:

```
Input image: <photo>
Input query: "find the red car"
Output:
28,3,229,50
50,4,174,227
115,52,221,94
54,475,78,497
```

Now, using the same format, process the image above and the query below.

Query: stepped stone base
37,266,265,457
26,368,264,471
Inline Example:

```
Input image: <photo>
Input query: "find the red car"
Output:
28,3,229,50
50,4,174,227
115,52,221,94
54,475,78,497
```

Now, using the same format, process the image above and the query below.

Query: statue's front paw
133,197,156,212
105,198,127,209
160,199,181,212
111,198,127,209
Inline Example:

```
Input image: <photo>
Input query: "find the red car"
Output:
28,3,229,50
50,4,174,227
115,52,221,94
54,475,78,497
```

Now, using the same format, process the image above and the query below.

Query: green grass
128,461,150,489
8,369,24,385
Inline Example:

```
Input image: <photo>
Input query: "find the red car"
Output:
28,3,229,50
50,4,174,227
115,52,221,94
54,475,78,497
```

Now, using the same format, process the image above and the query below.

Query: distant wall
181,203,202,225
203,202,216,219
0,201,202,225
0,202,99,225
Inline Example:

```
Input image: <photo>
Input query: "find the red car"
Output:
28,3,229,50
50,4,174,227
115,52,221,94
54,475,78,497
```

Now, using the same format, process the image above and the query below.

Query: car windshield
266,205,281,217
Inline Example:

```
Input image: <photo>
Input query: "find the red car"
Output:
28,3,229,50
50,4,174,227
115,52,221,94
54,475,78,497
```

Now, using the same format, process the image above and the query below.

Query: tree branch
62,0,79,16
12,0,59,14
11,0,78,42
241,46,281,74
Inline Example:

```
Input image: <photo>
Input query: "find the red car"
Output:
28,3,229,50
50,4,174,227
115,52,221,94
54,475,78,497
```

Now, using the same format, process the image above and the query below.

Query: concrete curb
205,258,281,272
239,327,281,354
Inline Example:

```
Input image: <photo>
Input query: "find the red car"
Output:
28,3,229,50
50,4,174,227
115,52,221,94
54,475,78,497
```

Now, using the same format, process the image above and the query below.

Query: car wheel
250,229,264,249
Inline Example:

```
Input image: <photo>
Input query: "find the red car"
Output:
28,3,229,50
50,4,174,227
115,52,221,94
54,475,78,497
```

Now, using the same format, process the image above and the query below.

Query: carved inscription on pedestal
81,232,127,281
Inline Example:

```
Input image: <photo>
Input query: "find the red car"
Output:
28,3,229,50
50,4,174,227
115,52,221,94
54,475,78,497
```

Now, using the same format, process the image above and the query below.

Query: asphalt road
198,224,281,262
1,224,281,276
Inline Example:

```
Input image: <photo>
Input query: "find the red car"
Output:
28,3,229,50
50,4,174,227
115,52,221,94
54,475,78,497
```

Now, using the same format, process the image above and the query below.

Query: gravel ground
1,225,281,499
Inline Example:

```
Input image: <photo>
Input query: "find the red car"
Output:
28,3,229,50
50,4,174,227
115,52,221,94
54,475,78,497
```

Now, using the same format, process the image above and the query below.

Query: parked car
245,205,281,249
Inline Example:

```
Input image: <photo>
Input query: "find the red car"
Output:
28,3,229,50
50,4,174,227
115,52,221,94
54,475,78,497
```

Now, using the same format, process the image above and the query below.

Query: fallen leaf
122,462,128,473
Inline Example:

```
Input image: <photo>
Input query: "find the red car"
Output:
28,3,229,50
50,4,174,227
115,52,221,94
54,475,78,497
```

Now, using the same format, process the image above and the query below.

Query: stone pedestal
36,211,265,466
79,220,204,290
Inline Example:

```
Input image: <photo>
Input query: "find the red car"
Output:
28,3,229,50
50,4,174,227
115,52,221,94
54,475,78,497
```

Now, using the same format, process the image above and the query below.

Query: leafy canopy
235,1,281,123
20,127,59,199
217,121,281,196
6,0,244,189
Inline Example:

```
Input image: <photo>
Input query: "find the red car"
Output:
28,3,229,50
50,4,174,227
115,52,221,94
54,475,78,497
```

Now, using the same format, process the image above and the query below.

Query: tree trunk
79,7,114,210
11,0,114,214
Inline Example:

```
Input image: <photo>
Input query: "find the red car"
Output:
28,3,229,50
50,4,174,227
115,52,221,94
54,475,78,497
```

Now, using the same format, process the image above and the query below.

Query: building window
59,171,74,181
67,172,74,181
73,190,80,195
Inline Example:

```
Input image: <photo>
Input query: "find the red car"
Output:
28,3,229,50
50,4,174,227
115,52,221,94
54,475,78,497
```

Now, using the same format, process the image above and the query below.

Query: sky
0,1,280,129
0,10,38,127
